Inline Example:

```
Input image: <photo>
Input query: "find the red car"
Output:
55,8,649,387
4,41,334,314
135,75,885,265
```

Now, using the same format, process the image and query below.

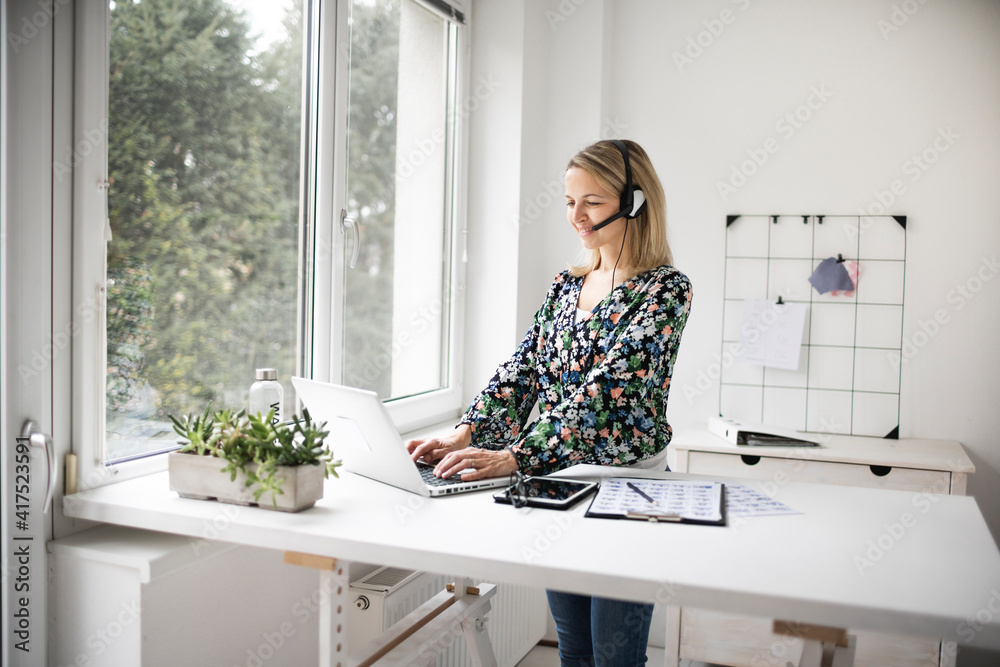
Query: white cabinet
48,524,320,667
666,429,974,667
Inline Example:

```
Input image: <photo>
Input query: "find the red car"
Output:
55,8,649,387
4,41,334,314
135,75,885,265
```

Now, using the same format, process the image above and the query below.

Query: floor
515,644,718,667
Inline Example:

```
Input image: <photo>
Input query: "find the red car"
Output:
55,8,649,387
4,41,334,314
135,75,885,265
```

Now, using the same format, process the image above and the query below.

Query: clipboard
584,477,727,526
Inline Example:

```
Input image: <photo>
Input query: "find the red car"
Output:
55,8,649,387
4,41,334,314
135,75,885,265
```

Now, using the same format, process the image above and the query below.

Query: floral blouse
461,265,693,476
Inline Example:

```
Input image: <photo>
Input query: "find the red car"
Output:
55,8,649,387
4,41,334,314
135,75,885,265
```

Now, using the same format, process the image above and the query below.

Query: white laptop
291,377,509,497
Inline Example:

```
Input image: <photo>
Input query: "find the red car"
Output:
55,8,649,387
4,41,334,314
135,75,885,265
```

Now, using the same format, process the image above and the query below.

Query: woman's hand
406,424,472,463
432,447,519,481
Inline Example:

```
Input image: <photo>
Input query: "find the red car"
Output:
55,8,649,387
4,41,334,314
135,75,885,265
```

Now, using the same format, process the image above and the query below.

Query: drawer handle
740,455,761,466
870,465,892,477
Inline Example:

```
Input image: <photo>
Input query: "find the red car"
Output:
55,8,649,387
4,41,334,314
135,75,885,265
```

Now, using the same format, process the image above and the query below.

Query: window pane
105,0,306,461
342,0,453,400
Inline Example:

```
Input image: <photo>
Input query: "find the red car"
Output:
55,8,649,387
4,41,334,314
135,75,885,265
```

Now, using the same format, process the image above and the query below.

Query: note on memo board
735,298,807,371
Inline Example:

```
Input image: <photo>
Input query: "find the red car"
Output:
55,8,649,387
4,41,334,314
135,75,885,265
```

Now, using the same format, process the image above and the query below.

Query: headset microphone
590,139,646,232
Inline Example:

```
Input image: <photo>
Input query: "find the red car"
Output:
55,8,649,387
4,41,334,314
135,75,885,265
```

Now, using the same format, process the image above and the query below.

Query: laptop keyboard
417,463,471,487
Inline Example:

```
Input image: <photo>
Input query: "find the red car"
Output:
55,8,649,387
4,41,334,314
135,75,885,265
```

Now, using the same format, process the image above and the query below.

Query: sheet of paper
725,484,800,517
589,478,723,522
736,298,807,371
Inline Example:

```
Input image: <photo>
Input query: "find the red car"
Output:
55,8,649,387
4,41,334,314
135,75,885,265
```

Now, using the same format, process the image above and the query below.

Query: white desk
63,464,1000,663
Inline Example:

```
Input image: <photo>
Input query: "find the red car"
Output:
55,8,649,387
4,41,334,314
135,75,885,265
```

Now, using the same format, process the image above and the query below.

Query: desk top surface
671,428,975,472
64,464,1000,649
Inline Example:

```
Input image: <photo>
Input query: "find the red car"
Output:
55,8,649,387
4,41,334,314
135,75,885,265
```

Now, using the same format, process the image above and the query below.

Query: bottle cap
255,368,278,381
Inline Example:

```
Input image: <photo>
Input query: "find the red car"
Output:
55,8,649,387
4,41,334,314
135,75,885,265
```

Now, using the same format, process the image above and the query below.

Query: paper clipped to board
735,298,807,371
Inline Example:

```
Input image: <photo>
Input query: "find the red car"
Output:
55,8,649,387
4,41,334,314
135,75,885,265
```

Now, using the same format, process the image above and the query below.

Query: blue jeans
546,590,654,667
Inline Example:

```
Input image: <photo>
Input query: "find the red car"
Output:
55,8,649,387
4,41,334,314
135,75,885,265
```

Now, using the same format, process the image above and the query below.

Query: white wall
463,0,527,398
612,0,1000,540
468,0,1000,532
467,2,1000,658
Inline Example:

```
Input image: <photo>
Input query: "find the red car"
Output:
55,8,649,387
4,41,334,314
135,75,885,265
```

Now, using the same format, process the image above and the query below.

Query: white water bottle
249,368,283,426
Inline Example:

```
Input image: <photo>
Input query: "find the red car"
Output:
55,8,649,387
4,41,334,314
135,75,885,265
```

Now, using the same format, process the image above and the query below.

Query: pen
626,481,659,507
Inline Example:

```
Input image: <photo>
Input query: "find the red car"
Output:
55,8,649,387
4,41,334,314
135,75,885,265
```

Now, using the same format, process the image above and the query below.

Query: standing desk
63,464,1000,666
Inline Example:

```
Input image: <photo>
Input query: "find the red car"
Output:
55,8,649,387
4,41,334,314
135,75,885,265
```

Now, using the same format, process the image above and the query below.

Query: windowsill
399,417,464,443
67,416,465,516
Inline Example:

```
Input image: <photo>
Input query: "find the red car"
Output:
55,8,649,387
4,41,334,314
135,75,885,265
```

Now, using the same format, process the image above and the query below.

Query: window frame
73,0,470,489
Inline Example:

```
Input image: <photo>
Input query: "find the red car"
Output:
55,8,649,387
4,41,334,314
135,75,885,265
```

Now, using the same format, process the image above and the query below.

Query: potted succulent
168,405,341,512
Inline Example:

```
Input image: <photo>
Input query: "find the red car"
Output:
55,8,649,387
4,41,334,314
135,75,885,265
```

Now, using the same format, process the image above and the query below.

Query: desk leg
664,605,681,667
319,567,351,667
461,613,498,667
284,551,349,667
447,577,498,667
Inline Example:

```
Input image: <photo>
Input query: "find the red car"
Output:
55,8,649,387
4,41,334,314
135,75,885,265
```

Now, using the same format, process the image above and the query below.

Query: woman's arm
510,270,693,476
459,274,568,448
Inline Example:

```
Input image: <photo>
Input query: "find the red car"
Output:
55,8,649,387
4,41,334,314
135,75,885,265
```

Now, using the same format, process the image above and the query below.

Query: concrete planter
168,451,324,512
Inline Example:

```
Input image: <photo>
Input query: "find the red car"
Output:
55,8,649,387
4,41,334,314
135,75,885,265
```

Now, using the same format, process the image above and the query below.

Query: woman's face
565,167,625,252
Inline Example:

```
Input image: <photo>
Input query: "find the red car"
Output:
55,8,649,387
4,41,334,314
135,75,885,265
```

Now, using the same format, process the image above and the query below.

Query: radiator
348,566,547,667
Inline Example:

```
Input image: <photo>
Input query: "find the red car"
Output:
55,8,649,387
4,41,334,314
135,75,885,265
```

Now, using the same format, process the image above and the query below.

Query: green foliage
106,0,408,458
171,406,341,506
168,402,217,455
107,0,303,430
106,258,155,412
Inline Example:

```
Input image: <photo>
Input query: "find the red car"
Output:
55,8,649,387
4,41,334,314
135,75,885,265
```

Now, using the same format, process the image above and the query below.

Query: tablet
493,477,598,510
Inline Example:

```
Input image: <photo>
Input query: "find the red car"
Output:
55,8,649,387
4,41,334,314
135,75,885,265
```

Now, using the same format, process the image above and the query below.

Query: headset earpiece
629,188,646,218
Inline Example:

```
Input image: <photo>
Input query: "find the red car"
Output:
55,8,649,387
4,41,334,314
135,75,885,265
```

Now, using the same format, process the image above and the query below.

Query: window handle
20,419,56,514
340,209,359,269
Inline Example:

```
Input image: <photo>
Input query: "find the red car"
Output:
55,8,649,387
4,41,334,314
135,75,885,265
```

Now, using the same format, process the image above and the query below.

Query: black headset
590,139,647,232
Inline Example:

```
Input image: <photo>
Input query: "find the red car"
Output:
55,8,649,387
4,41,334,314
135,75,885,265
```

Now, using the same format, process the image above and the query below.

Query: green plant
169,405,341,505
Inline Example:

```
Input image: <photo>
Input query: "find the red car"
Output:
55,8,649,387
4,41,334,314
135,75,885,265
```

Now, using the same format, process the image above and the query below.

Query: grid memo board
721,214,907,438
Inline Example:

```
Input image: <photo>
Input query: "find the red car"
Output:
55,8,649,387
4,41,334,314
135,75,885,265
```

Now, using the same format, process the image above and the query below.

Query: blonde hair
567,139,673,278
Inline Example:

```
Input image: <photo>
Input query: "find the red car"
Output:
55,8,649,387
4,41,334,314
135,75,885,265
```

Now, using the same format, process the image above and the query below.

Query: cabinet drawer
680,608,941,667
687,451,952,494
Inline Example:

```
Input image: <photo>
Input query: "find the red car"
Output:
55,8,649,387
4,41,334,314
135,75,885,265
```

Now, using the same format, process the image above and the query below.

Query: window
76,0,468,484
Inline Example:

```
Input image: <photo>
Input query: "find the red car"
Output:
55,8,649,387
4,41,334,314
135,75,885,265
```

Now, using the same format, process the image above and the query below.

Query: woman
408,139,692,666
